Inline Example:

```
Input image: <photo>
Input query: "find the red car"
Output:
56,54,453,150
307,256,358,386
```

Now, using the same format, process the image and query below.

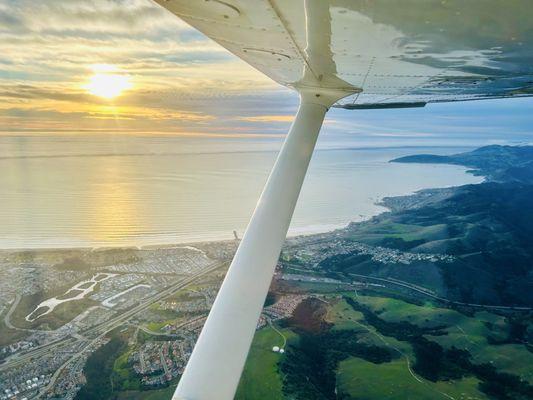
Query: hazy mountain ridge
340,145,533,306
391,144,533,183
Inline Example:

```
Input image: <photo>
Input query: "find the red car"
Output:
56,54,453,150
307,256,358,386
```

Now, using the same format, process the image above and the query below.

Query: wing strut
173,89,347,400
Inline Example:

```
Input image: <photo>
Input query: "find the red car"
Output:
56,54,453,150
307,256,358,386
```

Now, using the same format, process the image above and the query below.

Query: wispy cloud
237,115,294,123
0,0,532,145
0,0,282,133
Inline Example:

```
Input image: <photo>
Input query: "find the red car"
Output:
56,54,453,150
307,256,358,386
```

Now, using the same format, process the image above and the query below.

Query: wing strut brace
172,88,351,400
173,0,359,395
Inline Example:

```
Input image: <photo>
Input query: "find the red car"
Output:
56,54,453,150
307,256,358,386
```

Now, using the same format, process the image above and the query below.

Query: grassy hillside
311,146,533,306
237,293,533,400
235,326,296,400
392,145,533,183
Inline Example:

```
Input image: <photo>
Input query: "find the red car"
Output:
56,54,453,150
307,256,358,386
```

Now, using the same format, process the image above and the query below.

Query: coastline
0,148,489,253
0,143,483,253
0,189,452,254
0,180,482,253
0,222,352,253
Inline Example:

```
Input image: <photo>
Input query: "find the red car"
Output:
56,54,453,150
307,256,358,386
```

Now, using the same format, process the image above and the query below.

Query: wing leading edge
155,0,533,108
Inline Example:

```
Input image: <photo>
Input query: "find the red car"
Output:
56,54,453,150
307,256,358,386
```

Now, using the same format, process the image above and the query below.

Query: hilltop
336,145,533,306
392,145,533,183
238,144,533,400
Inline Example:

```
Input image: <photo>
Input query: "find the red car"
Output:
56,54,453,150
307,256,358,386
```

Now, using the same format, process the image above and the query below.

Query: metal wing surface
155,0,533,108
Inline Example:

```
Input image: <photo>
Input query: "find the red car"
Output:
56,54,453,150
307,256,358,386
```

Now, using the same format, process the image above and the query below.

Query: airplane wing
155,0,532,109
151,1,533,399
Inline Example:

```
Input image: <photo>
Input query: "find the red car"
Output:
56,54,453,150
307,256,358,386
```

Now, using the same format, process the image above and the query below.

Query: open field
116,385,177,400
338,358,488,400
0,323,30,347
10,293,98,330
350,295,533,384
346,221,449,246
236,290,533,400
327,297,414,357
235,325,297,400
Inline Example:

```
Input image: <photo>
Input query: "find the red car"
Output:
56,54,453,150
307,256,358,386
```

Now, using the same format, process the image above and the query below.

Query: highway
36,313,210,398
281,259,532,311
284,241,533,312
137,314,207,337
347,273,533,311
0,260,227,372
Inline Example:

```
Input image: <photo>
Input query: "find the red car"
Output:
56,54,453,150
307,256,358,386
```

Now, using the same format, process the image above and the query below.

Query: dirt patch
287,297,331,334
270,276,306,295
53,256,93,272
52,249,140,272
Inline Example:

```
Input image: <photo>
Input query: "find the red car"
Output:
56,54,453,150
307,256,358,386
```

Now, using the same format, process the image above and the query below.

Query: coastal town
284,235,454,268
0,231,498,399
0,242,235,400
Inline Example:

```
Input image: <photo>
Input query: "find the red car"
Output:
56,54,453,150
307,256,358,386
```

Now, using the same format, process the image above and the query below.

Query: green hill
343,146,533,306
392,145,533,183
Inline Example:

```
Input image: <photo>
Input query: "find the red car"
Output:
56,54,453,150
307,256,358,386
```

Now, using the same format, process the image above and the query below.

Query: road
284,239,533,312
3,294,52,334
137,325,180,337
4,293,21,330
35,313,211,398
27,261,226,399
281,261,532,311
266,318,287,349
136,314,208,338
348,273,533,311
0,260,226,372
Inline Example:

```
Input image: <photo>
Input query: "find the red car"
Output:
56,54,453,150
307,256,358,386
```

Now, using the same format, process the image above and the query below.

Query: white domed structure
279,348,285,354
272,346,280,352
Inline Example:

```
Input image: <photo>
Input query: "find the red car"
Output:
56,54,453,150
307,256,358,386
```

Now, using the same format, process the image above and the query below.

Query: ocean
0,134,482,249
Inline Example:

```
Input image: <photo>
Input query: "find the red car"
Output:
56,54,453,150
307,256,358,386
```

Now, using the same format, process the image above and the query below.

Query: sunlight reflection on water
0,134,482,249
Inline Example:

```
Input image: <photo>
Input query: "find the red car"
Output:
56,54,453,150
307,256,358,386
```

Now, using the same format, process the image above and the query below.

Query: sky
0,0,532,148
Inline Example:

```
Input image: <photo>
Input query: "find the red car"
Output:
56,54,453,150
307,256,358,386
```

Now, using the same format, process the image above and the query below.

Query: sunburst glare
84,65,132,99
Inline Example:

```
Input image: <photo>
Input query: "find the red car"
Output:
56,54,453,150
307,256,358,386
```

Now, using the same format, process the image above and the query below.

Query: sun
84,65,132,99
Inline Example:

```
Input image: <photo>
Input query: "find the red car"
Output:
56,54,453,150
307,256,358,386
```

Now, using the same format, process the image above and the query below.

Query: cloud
0,0,532,144
237,115,294,123
1,0,187,35
0,0,287,133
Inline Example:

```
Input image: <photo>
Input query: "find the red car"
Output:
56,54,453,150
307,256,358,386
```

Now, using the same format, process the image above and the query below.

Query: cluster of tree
344,297,447,340
344,296,533,400
280,329,394,399
318,252,371,274
411,337,470,381
75,336,126,400
419,340,533,400
487,317,531,345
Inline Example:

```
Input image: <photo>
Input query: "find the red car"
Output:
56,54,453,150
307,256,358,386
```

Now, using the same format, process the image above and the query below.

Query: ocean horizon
0,134,483,249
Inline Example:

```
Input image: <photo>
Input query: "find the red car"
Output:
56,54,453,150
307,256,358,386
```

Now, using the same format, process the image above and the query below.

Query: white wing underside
155,0,533,108
150,2,532,399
